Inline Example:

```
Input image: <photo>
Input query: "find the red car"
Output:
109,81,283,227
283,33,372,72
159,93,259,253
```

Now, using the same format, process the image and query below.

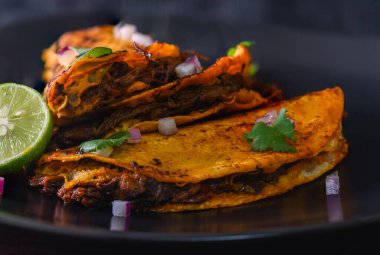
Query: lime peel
0,83,53,174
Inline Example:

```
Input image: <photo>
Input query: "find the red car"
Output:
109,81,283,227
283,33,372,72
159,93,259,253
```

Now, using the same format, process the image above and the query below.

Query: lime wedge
0,83,53,174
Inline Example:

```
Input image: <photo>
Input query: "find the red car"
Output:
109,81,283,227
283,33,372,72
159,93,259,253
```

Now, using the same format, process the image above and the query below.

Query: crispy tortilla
44,41,279,147
32,87,347,211
42,25,137,82
38,87,345,183
45,43,250,125
107,86,278,133
153,138,348,212
45,42,181,125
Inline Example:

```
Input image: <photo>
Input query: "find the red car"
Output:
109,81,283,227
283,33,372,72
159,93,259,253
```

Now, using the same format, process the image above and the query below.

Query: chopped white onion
112,200,132,217
175,55,203,78
0,177,4,196
128,128,141,143
131,32,153,47
56,46,78,67
158,118,178,136
113,23,137,41
91,146,113,157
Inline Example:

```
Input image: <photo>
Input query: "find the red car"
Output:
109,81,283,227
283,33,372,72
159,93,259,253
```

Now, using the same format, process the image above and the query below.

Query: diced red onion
255,109,295,127
255,110,278,126
131,32,153,47
326,172,340,195
0,177,4,196
113,23,137,41
175,55,203,78
128,128,141,143
185,55,203,73
158,118,178,136
56,46,78,67
112,200,132,217
290,119,296,128
326,172,343,222
92,146,113,157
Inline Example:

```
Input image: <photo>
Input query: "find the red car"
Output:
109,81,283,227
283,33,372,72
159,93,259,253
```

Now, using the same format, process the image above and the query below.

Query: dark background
1,0,380,254
2,0,380,34
1,0,380,103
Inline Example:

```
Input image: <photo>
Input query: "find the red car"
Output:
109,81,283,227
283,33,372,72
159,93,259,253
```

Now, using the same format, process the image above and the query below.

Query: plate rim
0,209,378,242
0,11,377,244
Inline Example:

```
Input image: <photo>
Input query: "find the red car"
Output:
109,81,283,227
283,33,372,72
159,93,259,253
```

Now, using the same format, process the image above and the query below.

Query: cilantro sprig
227,41,255,56
243,108,297,152
75,46,113,62
79,131,130,153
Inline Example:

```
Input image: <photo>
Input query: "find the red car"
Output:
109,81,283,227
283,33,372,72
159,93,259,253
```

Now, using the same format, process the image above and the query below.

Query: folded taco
45,41,280,147
30,87,347,212
42,24,151,81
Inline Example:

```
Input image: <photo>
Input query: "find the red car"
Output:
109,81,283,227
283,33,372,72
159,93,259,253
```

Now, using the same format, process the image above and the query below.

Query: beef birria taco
44,39,280,147
42,24,142,82
30,87,348,212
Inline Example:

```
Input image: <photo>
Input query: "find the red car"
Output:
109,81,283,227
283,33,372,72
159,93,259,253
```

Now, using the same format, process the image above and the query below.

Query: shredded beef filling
54,73,244,148
29,162,290,210
70,58,182,111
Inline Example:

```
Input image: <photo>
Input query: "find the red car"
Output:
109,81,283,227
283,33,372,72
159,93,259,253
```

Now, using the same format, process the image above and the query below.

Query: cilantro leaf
244,108,297,152
227,40,255,56
74,47,90,56
107,131,130,140
79,139,110,153
79,131,130,153
227,47,237,57
75,47,113,62
239,41,255,47
248,63,259,77
273,108,296,142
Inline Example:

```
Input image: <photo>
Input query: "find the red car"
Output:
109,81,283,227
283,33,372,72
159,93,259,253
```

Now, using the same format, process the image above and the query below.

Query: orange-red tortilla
153,139,348,212
38,87,345,183
35,87,347,212
44,42,181,124
42,25,136,82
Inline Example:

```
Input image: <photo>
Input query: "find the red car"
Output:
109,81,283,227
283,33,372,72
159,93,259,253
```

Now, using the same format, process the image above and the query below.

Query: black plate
0,9,380,243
